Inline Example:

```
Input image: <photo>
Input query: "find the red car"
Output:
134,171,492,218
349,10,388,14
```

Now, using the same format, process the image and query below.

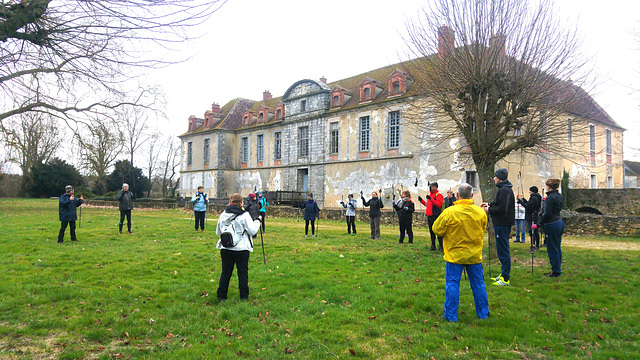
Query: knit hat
257,191,263,195
308,193,313,198
529,186,539,193
249,193,256,199
122,183,129,188
65,185,73,193
494,168,508,181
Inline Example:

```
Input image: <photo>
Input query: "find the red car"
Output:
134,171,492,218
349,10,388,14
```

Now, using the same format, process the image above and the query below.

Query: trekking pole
260,227,266,264
488,228,492,279
78,201,82,228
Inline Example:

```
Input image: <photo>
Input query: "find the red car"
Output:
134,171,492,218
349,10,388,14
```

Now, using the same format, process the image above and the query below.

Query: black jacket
488,180,515,226
300,199,320,221
244,198,260,220
361,196,384,217
539,190,563,225
59,193,83,221
393,198,415,219
519,192,542,222
443,196,455,209
117,190,134,210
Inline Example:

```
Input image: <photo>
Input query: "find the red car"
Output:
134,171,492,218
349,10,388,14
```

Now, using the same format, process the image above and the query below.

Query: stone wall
561,211,640,237
569,189,640,216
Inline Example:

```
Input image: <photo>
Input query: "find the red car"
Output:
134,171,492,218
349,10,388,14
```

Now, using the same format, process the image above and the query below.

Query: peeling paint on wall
271,170,282,191
235,171,262,191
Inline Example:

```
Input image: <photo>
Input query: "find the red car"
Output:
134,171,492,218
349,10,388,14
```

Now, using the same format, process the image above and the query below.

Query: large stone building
179,33,625,208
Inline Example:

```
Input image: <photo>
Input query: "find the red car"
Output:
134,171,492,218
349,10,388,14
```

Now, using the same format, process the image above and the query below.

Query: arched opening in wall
575,207,603,215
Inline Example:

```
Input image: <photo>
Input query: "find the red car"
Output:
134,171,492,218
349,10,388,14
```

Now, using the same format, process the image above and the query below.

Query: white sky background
150,0,640,161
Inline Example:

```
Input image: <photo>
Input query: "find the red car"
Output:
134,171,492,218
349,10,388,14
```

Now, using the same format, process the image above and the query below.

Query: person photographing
117,183,134,234
58,185,83,243
191,186,209,232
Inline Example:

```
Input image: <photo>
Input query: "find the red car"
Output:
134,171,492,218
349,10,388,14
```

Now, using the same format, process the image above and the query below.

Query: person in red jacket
419,182,444,251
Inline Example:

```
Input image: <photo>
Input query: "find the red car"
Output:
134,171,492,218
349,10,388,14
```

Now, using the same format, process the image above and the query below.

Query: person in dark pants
191,186,209,232
257,191,269,233
393,190,415,244
58,185,83,243
216,193,261,301
481,168,515,287
117,183,134,234
300,193,320,237
539,179,564,278
361,191,384,239
340,194,357,235
518,186,542,251
419,182,444,251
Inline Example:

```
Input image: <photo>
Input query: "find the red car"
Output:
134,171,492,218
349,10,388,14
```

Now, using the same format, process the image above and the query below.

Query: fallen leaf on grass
201,291,209,297
285,347,293,354
452,334,459,340
368,316,377,320
597,334,604,339
166,333,174,339
125,332,129,338
523,287,532,293
349,349,356,355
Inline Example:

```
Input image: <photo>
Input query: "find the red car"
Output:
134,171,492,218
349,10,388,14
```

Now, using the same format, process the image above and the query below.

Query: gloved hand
340,201,344,205
360,191,363,196
426,195,431,200
418,196,423,202
531,224,537,230
403,206,408,211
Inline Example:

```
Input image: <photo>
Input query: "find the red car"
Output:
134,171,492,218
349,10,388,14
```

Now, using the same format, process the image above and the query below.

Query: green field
1,199,639,359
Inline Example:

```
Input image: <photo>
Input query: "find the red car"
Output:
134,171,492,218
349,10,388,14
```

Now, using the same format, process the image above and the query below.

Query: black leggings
346,215,356,234
119,210,132,232
58,221,76,242
305,220,315,235
195,211,206,230
399,216,413,243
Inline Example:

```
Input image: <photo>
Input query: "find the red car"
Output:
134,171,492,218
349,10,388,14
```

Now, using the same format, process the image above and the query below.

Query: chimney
211,102,220,114
489,34,506,56
263,90,272,101
320,76,327,84
438,25,455,58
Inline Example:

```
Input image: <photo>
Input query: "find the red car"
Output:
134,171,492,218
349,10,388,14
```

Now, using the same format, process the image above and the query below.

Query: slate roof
625,160,640,176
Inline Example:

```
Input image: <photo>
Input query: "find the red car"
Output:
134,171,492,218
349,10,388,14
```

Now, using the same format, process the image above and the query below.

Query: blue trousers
515,219,525,242
494,225,511,281
544,220,564,274
445,262,490,322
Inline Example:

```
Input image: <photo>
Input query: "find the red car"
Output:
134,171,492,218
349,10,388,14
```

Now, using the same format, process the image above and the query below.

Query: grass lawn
0,199,639,359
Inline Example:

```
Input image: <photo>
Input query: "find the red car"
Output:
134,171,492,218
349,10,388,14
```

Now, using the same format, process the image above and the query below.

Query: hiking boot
429,246,437,251
437,247,443,252
305,235,308,238
119,231,122,235
547,272,561,278
312,234,317,237
492,277,510,286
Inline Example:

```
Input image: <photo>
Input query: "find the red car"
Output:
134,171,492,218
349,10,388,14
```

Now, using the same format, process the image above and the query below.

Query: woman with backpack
215,193,262,301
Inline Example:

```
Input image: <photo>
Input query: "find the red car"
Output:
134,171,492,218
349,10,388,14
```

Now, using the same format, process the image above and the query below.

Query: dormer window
388,70,407,97
276,109,282,119
243,115,249,125
333,95,339,106
330,86,350,108
301,100,306,112
258,113,264,122
363,88,370,100
359,78,381,104
274,101,285,121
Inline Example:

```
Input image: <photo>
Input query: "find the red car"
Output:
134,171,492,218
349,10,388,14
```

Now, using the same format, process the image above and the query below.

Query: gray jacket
117,190,134,210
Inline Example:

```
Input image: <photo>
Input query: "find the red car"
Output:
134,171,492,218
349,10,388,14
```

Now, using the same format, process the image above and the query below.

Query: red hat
249,193,256,199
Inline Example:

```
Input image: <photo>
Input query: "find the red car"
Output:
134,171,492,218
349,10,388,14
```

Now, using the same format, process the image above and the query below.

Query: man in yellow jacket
432,183,489,322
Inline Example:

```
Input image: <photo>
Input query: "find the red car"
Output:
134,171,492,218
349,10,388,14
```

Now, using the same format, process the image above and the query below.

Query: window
298,126,309,157
259,113,264,122
187,142,193,166
567,118,573,143
274,132,282,160
590,174,597,189
243,115,248,125
606,129,612,164
363,87,370,100
256,134,264,162
333,95,339,106
392,81,400,94
466,171,477,188
301,100,306,112
359,116,370,152
330,122,339,154
276,109,282,119
607,175,613,189
241,137,248,163
388,111,400,148
589,124,596,163
203,138,210,165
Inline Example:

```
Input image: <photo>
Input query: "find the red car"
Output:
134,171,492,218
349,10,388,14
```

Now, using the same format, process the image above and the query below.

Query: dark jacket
361,196,384,217
488,180,515,226
117,190,134,210
539,190,563,225
244,198,261,220
300,199,320,221
443,196,455,209
59,193,83,221
519,192,542,222
393,198,415,220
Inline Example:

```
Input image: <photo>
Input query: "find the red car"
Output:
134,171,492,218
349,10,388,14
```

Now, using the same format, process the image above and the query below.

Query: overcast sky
151,0,640,160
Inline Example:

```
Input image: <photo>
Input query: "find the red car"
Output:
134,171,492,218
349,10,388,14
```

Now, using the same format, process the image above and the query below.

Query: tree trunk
476,163,498,263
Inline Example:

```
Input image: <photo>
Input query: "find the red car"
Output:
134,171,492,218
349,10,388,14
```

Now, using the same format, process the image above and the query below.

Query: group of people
57,183,135,242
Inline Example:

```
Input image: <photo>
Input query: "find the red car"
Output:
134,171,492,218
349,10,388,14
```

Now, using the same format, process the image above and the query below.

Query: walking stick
260,226,266,264
488,227,492,279
78,195,82,228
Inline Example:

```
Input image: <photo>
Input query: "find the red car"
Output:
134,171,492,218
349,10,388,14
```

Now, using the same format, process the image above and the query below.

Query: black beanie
529,186,538,193
494,168,508,181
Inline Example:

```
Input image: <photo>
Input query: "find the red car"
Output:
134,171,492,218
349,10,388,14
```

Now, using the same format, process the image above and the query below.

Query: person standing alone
361,191,384,240
481,168,515,286
58,185,83,243
191,186,209,232
340,194,357,235
117,183,134,234
301,193,320,237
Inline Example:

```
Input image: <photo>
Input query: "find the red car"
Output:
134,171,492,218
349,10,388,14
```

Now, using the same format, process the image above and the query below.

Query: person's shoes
513,240,520,243
408,242,413,245
201,230,205,233
547,272,561,278
305,235,308,238
217,298,226,302
71,239,78,242
429,246,437,251
492,277,510,286
375,237,380,240
352,233,356,236
397,241,403,244
312,234,317,237
119,231,122,235
494,274,503,282
128,231,133,234
57,240,63,243
437,247,443,252
195,229,199,232
534,245,540,250
541,243,546,247
370,237,375,240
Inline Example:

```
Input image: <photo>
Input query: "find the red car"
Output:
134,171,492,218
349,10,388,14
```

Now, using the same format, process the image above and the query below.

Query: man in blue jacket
58,185,83,243
191,186,209,232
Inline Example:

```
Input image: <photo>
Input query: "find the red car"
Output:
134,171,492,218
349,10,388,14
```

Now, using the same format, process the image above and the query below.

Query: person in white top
215,193,261,301
514,194,526,243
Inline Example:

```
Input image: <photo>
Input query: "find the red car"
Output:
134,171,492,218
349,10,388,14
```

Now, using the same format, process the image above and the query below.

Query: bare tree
145,131,162,197
159,136,180,198
76,120,123,195
121,105,152,168
0,0,226,124
403,0,592,202
0,112,62,175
